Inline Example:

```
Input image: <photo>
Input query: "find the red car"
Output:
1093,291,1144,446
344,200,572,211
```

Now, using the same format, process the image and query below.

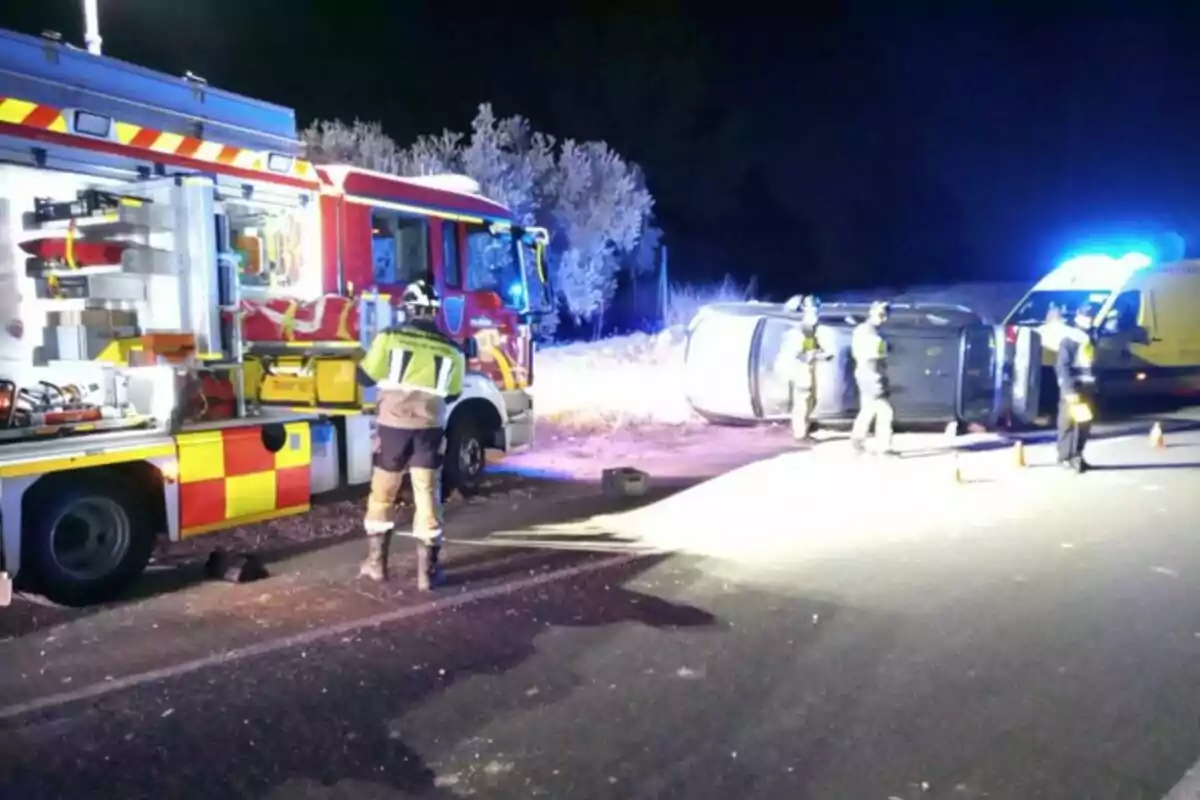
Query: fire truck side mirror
463,336,479,360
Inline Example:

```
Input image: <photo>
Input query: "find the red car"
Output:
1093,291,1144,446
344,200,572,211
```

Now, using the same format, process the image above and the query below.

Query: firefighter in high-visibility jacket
850,300,896,454
1055,303,1097,473
780,294,828,440
356,279,465,590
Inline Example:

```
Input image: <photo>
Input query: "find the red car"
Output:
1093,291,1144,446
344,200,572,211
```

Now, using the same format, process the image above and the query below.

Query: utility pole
658,244,669,329
83,0,103,56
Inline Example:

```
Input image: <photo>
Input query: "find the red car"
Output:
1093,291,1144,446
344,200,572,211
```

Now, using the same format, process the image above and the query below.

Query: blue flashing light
1056,250,1154,272
1117,251,1152,270
507,281,525,304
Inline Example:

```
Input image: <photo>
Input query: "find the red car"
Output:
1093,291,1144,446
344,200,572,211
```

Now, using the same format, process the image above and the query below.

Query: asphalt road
2,417,1200,799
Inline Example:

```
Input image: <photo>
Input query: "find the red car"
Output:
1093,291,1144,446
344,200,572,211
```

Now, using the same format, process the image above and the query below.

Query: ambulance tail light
1005,325,1019,345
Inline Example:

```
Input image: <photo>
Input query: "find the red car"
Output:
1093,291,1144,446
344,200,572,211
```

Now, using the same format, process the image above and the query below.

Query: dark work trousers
1056,393,1092,463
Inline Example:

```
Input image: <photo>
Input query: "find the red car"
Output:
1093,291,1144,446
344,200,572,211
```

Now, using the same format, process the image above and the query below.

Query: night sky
4,1,1200,298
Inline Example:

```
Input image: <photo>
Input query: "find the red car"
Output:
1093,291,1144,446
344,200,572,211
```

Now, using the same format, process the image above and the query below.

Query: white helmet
402,279,440,314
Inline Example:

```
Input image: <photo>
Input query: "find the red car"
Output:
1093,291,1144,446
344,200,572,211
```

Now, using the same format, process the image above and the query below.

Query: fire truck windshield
465,223,539,312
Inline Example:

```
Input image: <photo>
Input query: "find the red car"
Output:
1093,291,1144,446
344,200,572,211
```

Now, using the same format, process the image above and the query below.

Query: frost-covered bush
301,107,656,327
532,277,764,429
300,119,404,174
664,275,758,329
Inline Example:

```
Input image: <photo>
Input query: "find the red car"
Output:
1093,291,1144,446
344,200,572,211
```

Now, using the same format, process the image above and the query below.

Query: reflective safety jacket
359,320,466,430
776,324,822,385
851,321,889,399
1055,327,1095,395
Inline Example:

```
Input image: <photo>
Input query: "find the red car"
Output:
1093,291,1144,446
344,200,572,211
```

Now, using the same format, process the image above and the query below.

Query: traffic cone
1150,422,1166,449
1012,440,1026,467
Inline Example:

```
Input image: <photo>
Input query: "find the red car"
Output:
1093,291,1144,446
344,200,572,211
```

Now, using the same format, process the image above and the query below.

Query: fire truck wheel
444,417,488,498
23,472,156,607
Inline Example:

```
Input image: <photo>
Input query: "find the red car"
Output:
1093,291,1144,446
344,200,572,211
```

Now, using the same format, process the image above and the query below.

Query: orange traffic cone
1012,440,1026,467
1150,422,1166,449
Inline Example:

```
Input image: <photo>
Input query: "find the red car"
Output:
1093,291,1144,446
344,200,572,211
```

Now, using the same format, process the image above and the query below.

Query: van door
959,324,1004,427
1009,326,1043,425
1093,288,1153,397
1143,270,1200,396
683,309,762,421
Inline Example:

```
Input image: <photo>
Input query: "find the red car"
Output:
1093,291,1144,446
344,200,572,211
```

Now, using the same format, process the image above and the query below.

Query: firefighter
780,294,827,440
356,279,465,590
849,300,895,455
1055,303,1097,473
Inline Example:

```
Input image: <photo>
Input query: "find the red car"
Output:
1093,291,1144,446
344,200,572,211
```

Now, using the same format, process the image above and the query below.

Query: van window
442,221,461,289
371,211,429,286
1010,290,1111,325
1102,290,1141,333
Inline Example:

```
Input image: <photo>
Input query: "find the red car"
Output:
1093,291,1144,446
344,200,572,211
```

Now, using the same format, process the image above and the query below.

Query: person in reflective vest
357,279,465,590
850,300,895,454
1055,303,1097,473
780,294,828,441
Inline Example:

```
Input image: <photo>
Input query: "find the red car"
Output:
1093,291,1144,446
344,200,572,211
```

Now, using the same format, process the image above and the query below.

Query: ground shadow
0,471,713,640
889,417,1200,461
0,554,721,798
1092,462,1200,472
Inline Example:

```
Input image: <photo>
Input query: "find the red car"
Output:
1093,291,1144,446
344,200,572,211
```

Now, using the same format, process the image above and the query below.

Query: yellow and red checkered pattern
0,95,314,181
176,422,312,538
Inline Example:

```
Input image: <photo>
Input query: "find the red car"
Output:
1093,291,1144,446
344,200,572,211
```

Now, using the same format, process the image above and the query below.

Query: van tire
23,472,156,607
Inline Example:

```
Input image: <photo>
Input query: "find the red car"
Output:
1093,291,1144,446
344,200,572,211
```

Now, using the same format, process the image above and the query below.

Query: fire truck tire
22,472,156,607
443,416,488,498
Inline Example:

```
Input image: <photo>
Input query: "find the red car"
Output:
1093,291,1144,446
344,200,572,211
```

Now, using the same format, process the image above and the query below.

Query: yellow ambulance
1003,252,1200,409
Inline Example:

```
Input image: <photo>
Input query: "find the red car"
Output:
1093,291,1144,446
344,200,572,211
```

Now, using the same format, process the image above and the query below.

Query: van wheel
444,417,488,498
23,472,156,607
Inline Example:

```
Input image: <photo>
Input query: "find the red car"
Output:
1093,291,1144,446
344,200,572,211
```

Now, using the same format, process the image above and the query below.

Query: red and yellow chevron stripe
176,422,312,538
0,95,314,181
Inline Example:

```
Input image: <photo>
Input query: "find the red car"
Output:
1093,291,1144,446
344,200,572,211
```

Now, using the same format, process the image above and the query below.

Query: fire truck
0,27,551,607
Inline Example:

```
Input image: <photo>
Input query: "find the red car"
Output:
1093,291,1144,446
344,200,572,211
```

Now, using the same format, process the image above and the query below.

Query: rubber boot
416,542,443,591
427,544,444,587
359,533,389,582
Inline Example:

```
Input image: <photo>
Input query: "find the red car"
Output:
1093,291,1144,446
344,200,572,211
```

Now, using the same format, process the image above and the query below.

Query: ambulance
1002,250,1200,418
0,27,551,607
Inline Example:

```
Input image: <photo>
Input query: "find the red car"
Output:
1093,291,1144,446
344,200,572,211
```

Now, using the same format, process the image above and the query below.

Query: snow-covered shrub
533,325,695,431
300,119,404,174
533,277,763,429
664,274,758,329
